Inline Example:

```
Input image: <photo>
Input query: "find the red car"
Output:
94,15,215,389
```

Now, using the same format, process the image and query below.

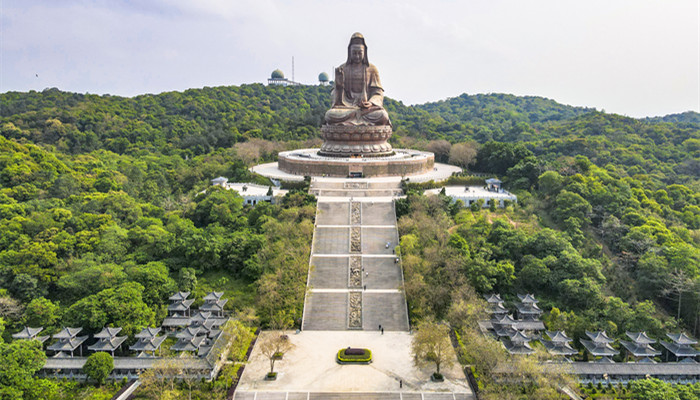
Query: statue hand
361,101,373,109
335,67,344,84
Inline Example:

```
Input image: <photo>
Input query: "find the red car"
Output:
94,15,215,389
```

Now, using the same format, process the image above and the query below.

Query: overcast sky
1,0,698,117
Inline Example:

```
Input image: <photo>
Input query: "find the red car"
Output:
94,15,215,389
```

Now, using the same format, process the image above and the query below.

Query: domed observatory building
267,69,300,86
318,72,330,85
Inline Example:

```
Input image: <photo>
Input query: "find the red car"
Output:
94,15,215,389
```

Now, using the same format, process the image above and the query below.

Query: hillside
0,85,698,398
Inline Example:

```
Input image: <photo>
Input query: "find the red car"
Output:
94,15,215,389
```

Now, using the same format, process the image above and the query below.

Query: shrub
83,352,114,386
337,348,372,364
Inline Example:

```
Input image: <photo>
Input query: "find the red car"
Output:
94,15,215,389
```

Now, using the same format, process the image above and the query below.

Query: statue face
350,44,364,64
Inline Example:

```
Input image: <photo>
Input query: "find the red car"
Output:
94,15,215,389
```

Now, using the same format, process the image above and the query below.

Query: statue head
346,32,369,66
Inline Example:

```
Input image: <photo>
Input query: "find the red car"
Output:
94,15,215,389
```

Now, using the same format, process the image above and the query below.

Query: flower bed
336,348,372,364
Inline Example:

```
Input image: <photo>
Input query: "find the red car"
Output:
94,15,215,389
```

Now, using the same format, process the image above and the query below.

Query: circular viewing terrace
276,148,434,178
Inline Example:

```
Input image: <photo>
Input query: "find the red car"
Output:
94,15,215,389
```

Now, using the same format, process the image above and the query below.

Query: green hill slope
1,84,698,343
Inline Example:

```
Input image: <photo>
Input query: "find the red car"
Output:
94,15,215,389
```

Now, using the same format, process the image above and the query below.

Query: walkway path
302,180,409,331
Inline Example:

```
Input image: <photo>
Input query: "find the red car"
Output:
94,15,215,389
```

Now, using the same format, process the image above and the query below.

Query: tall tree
411,319,454,378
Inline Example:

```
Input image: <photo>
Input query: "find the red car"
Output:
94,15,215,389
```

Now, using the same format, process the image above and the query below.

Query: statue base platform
319,125,393,157
277,148,434,178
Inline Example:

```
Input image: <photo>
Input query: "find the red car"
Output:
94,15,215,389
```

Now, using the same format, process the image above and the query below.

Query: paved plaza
251,161,461,183
235,331,473,398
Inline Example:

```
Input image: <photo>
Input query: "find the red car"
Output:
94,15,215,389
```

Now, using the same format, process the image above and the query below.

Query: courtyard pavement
236,330,473,397
251,161,461,183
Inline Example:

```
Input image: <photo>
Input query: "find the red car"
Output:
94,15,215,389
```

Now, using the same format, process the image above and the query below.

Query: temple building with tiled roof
581,331,619,361
503,330,535,355
47,327,88,357
660,332,699,362
542,330,578,357
200,292,228,317
516,294,542,321
130,327,167,357
12,326,50,344
88,327,127,356
620,331,661,361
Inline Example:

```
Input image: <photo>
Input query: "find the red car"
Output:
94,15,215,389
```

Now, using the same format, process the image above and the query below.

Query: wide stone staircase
301,180,409,331
309,180,403,197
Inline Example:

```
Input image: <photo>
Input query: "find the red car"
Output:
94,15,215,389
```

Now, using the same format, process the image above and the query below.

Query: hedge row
337,348,372,364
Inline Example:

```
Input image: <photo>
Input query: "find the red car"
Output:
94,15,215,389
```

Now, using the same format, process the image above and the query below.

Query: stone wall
278,153,434,178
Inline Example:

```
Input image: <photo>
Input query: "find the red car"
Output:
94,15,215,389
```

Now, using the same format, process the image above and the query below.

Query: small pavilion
88,327,127,356
503,330,535,355
199,292,228,317
542,330,578,357
172,326,208,353
581,331,619,362
168,292,195,318
491,314,519,338
516,294,543,321
47,327,88,357
12,327,50,344
660,333,700,362
484,293,508,317
620,331,661,362
130,327,167,357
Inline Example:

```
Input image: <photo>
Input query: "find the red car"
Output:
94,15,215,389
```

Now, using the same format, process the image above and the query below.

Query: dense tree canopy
0,85,697,396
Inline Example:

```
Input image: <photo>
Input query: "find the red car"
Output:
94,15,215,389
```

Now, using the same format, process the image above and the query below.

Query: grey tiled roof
503,339,535,355
626,331,656,345
168,299,195,311
667,333,698,345
169,292,191,301
135,327,161,338
509,330,531,343
542,340,578,356
94,327,122,338
171,335,207,352
176,326,204,339
620,340,661,357
200,299,228,312
567,361,700,376
52,327,83,339
581,339,619,357
478,320,545,334
43,356,212,371
130,335,167,352
660,341,700,357
516,302,542,315
88,336,127,352
47,336,89,352
203,292,224,301
486,302,508,314
546,331,573,343
517,294,538,304
586,331,615,344
484,293,503,303
12,327,44,340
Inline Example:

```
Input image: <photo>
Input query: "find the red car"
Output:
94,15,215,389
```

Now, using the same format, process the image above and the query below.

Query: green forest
0,84,699,399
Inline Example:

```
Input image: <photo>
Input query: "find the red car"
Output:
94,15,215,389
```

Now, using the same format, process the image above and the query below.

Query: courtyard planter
265,372,277,381
337,347,372,364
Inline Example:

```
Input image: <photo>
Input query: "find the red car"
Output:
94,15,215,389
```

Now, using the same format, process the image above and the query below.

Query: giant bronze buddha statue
319,33,394,157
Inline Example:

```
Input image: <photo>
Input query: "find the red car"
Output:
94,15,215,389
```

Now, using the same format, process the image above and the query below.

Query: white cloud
1,0,698,117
